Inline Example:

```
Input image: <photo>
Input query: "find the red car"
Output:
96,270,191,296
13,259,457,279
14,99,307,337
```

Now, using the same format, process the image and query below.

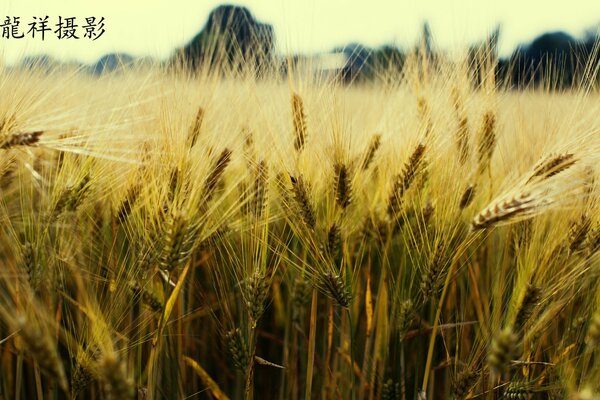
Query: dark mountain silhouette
174,4,275,74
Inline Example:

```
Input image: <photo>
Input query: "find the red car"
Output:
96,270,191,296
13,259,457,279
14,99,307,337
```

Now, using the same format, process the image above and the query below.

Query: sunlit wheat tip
251,160,268,218
528,152,577,183
167,165,181,203
289,174,316,230
21,241,42,291
361,133,381,171
420,241,446,301
0,130,43,150
386,177,404,218
422,201,435,226
53,173,92,217
116,182,141,224
243,127,255,153
401,142,427,194
568,214,592,253
334,162,352,209
158,211,195,272
387,143,426,218
242,127,256,171
472,190,538,230
417,95,433,136
291,93,307,152
459,184,476,209
451,86,470,165
326,223,341,258
477,111,496,171
203,148,232,203
187,106,204,149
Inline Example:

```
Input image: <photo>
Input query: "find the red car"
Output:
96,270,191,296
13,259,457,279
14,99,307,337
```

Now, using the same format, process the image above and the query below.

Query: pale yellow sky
0,0,598,64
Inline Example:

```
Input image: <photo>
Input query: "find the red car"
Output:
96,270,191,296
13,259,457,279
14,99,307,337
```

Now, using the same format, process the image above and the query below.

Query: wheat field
0,54,599,400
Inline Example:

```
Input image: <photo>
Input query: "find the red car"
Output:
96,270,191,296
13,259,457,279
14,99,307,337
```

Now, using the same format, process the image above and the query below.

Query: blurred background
0,0,599,87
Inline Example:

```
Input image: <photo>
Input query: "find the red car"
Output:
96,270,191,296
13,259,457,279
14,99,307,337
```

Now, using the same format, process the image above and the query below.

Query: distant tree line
172,5,599,88
329,27,600,88
497,30,600,89
16,4,599,89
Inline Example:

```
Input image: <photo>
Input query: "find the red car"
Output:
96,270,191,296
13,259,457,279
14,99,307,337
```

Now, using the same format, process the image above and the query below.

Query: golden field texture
0,55,599,399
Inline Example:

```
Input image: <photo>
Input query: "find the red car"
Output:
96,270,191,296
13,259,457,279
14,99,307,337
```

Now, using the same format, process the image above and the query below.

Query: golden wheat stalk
203,148,232,203
245,269,270,328
187,106,205,149
291,93,307,152
514,284,542,332
158,211,195,272
129,280,163,312
568,214,592,253
459,184,476,209
420,241,447,301
53,173,92,218
527,153,577,183
326,223,341,259
21,241,42,292
116,182,141,224
451,87,470,165
333,162,352,209
361,134,381,171
0,130,43,149
476,111,496,172
251,160,268,218
318,270,352,308
387,143,426,218
225,328,250,371
471,190,540,230
289,174,316,230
